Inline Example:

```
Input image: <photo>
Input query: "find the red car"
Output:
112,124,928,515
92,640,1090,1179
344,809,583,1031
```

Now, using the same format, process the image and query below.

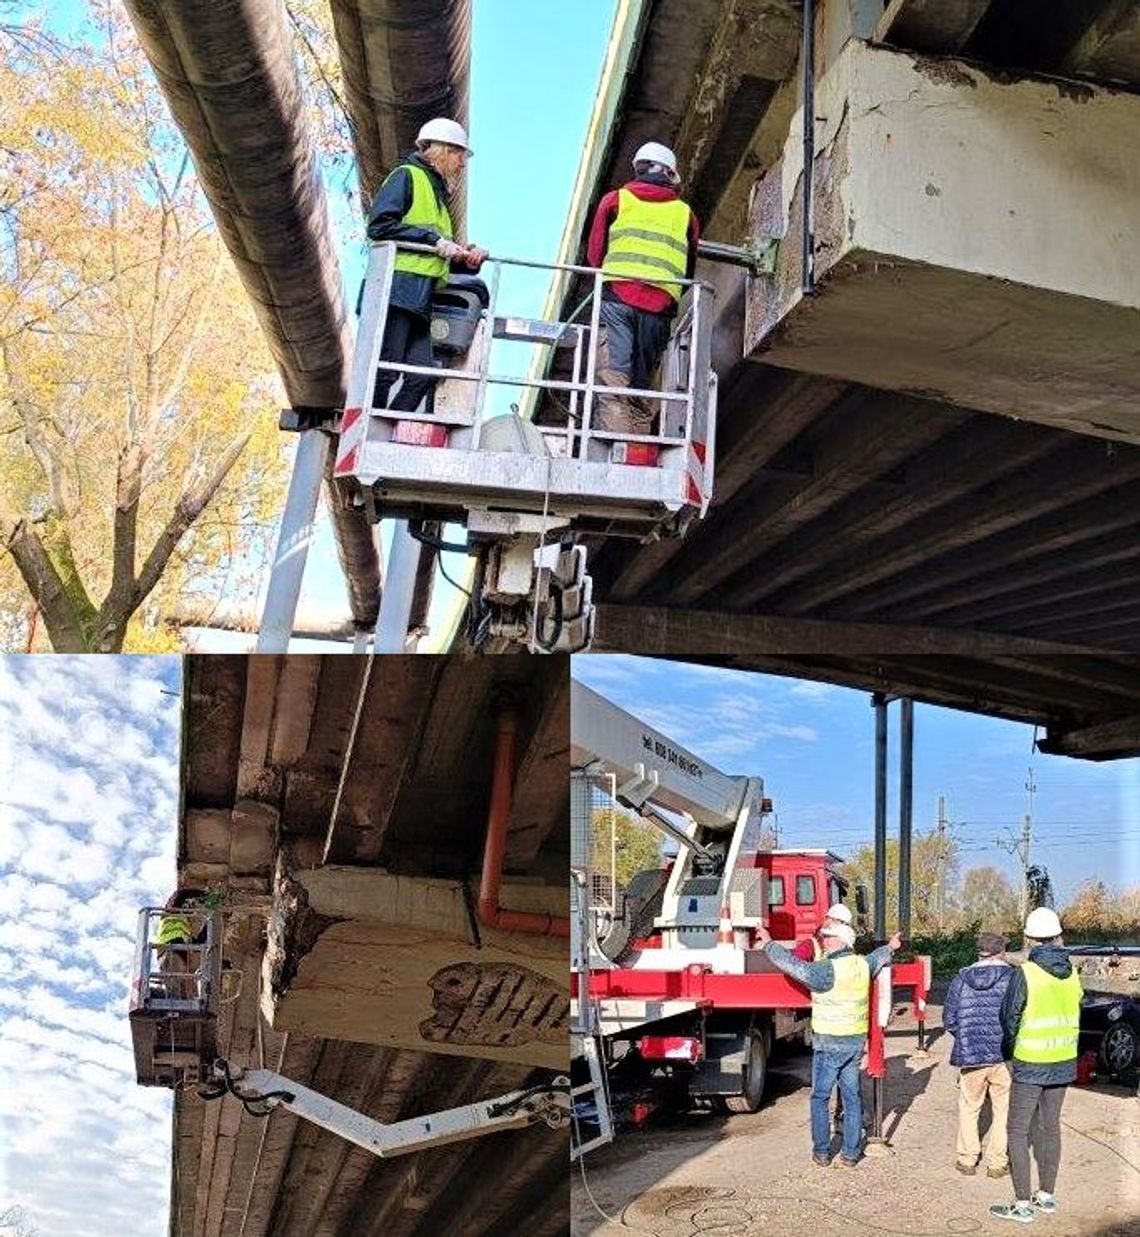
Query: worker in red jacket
586,141,701,459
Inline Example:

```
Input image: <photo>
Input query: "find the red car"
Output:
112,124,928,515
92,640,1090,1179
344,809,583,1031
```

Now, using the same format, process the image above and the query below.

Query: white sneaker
1031,1192,1057,1215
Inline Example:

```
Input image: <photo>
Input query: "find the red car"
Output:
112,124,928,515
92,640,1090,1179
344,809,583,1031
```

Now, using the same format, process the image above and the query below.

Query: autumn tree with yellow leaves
0,4,288,651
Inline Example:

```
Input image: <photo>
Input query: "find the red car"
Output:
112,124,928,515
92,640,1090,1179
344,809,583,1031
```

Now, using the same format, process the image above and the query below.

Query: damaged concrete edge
263,846,343,1011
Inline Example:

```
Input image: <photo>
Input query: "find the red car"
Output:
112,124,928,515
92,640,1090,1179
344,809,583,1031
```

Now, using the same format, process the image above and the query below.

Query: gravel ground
573,996,1140,1236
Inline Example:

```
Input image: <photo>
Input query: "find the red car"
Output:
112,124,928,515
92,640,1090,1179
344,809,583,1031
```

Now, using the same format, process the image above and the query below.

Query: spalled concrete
747,41,1140,443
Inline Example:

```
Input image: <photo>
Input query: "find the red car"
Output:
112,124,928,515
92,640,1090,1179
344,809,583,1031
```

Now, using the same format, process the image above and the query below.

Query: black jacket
1000,945,1080,1086
366,152,458,319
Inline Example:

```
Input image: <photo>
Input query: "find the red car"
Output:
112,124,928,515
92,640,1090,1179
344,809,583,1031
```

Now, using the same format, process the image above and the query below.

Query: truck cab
755,850,851,943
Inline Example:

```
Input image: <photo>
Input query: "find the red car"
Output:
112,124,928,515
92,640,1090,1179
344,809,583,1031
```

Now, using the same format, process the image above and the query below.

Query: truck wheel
721,1029,769,1114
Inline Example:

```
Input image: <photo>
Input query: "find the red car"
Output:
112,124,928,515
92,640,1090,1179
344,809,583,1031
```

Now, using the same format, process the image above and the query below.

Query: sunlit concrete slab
262,866,568,1071
747,41,1140,443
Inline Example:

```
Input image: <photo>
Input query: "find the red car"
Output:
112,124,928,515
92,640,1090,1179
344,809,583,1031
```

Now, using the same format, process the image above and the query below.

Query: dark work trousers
1008,1080,1066,1200
594,299,673,436
372,307,438,412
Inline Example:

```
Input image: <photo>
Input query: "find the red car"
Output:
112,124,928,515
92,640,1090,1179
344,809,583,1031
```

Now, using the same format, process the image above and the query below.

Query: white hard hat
632,141,678,176
416,117,473,155
825,903,853,926
1024,907,1063,939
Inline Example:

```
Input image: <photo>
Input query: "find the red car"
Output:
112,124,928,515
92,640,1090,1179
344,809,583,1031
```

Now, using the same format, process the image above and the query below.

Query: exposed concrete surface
747,41,1140,443
572,996,1140,1236
174,655,570,1236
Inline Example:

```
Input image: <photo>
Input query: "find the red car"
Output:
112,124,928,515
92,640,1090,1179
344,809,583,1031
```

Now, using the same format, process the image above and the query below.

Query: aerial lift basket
128,906,223,1088
333,241,719,542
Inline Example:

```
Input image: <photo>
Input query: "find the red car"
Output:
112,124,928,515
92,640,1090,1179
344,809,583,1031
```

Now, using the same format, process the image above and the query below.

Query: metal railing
356,241,714,464
130,906,221,1013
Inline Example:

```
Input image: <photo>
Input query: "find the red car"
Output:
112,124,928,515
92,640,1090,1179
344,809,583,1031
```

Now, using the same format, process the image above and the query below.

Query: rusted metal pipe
479,707,571,938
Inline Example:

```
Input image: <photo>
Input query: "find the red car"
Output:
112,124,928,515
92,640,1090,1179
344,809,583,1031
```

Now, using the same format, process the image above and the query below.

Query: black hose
408,520,473,556
534,577,564,653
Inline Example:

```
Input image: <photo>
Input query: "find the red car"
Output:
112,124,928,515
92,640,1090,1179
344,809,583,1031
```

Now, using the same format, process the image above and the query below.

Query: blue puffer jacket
945,958,1014,1067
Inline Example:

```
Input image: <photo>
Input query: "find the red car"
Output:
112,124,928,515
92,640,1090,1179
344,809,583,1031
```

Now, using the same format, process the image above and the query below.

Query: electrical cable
408,521,473,557
1061,1118,1140,1174
487,1080,572,1118
439,554,472,599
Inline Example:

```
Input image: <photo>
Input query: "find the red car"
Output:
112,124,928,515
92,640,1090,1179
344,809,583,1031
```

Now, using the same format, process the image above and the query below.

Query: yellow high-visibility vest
812,953,870,1037
1014,961,1082,1064
155,914,192,946
387,163,453,285
601,189,691,303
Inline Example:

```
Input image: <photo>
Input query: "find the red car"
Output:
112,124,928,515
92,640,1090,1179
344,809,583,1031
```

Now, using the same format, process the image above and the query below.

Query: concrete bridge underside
542,0,1140,653
170,655,570,1237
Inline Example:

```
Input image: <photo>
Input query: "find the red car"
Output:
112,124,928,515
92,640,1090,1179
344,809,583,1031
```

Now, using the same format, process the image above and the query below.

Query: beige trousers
957,1061,1012,1169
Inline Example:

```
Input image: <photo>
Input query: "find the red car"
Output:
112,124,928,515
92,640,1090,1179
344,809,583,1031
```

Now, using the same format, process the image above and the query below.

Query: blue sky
571,655,1140,904
0,657,181,1236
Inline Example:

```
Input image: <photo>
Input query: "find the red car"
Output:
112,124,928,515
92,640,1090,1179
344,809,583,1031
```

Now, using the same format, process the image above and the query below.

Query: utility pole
996,768,1035,925
935,796,948,932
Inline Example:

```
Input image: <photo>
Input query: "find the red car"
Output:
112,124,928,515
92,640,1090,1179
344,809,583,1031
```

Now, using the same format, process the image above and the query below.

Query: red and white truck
570,680,930,1130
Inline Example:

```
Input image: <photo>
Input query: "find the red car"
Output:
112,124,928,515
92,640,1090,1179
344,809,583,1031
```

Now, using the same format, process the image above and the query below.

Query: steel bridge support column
256,432,330,653
873,693,888,941
898,698,914,941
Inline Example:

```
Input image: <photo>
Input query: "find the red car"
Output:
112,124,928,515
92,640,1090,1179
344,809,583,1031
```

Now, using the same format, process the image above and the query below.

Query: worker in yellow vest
757,921,901,1166
366,118,487,414
155,888,204,1000
989,907,1083,1225
586,141,701,459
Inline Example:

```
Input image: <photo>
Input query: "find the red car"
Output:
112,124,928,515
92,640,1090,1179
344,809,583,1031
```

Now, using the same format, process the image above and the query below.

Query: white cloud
790,680,837,701
0,656,180,1237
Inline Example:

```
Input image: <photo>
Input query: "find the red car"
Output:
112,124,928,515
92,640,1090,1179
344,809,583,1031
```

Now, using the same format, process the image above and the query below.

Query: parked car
1080,990,1140,1075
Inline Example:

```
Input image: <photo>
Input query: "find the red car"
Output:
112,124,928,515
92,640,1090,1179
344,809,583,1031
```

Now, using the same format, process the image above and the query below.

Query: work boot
812,1152,832,1167
956,1160,977,1176
837,1153,861,1168
989,1202,1036,1224
594,366,634,439
988,1163,1010,1179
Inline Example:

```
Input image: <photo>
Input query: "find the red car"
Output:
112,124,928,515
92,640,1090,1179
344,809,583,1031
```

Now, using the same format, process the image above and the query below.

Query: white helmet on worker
416,117,473,155
824,903,853,926
632,140,679,182
1024,906,1063,940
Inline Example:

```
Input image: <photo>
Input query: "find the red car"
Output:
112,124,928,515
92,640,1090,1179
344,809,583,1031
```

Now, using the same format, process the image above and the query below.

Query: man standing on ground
586,142,700,459
944,932,1014,1178
366,118,487,414
990,908,1083,1224
756,921,901,1167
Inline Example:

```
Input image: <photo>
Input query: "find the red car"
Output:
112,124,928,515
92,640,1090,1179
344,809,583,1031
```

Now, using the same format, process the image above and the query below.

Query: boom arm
204,1060,569,1158
570,680,763,831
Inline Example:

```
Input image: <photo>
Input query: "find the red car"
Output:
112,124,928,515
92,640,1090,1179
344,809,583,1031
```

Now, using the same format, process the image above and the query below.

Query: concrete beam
1038,712,1140,760
263,867,568,1071
727,415,1058,608
1061,0,1140,85
874,0,992,53
653,390,966,606
592,604,1111,656
770,440,1140,616
747,41,1140,444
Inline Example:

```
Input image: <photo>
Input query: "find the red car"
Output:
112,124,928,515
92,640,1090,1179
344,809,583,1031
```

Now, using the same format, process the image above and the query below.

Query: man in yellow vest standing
366,118,487,414
586,141,700,460
757,920,901,1166
990,907,1083,1224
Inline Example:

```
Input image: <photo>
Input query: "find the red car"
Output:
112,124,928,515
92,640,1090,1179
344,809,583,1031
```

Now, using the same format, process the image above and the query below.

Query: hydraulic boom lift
257,238,745,655
128,906,569,1157
570,680,931,1129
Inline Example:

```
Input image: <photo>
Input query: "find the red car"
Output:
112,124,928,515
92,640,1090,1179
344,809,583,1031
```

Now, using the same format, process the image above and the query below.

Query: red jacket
587,179,701,314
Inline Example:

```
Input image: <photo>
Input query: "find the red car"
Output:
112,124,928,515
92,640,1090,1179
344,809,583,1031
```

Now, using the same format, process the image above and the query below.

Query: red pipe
478,707,571,938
